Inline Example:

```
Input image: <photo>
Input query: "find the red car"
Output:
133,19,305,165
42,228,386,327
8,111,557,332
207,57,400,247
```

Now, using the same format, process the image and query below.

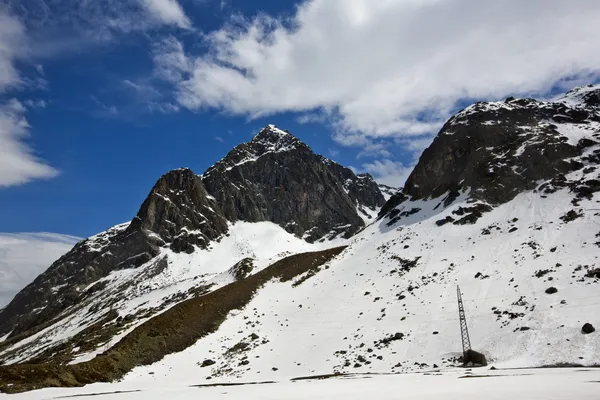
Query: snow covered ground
3,368,599,399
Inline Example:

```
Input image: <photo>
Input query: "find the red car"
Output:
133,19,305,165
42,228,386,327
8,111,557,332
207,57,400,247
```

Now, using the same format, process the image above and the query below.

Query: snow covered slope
0,125,385,368
122,187,599,385
0,222,344,365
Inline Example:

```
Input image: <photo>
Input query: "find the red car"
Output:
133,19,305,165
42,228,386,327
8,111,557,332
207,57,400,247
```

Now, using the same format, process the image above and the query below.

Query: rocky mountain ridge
0,125,389,354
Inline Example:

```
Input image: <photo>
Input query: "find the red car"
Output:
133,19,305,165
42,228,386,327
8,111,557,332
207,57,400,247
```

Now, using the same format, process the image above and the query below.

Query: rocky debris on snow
374,332,405,349
452,203,493,225
474,272,490,280
560,209,583,223
436,216,455,226
545,287,559,294
585,268,600,279
389,256,421,276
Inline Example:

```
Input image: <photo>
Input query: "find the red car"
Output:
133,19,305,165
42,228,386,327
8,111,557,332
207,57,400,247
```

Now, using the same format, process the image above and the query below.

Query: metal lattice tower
456,285,472,357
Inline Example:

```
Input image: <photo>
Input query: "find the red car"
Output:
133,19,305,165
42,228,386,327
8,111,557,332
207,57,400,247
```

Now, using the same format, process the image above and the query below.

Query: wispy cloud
0,11,27,91
140,0,192,29
0,99,59,187
0,0,194,187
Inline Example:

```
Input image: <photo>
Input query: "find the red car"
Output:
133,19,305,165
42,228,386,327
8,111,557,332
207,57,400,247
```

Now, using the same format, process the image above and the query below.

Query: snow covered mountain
1,86,599,393
0,126,387,371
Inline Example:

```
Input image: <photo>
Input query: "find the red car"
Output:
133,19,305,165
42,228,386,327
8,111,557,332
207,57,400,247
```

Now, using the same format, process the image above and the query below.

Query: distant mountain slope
0,233,79,309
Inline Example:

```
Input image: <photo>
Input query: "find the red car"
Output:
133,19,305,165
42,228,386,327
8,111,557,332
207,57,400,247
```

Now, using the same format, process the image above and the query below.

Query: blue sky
1,0,600,239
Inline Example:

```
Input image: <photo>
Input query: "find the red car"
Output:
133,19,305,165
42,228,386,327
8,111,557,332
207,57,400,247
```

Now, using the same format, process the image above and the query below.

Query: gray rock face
202,125,385,241
129,168,229,253
0,125,386,339
404,98,592,204
399,86,600,207
377,85,600,223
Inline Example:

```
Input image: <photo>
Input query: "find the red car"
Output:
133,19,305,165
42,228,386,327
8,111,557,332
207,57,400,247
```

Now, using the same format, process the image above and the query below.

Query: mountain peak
559,84,600,109
250,124,306,153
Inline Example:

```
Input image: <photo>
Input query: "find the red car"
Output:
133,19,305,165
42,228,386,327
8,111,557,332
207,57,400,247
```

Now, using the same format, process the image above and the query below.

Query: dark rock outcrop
378,85,600,222
202,125,385,241
129,168,229,253
545,287,558,294
403,98,589,204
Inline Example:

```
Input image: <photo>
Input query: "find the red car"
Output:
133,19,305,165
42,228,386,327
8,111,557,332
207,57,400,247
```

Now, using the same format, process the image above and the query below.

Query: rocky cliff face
202,125,385,241
398,85,600,206
129,168,229,253
0,125,386,341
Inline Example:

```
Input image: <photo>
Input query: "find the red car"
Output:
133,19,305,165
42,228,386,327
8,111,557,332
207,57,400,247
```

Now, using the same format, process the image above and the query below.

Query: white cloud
0,11,27,91
156,0,600,144
0,233,80,308
362,159,414,188
0,99,59,187
140,0,191,29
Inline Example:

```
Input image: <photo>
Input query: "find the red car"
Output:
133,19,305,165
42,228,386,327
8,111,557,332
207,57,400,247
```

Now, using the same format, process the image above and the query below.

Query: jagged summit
202,125,385,242
250,124,305,152
129,167,228,253
204,125,308,177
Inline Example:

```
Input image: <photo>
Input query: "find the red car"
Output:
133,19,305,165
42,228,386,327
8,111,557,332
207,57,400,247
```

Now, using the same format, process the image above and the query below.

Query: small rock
582,323,595,334
545,287,558,294
519,326,531,331
201,359,216,367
